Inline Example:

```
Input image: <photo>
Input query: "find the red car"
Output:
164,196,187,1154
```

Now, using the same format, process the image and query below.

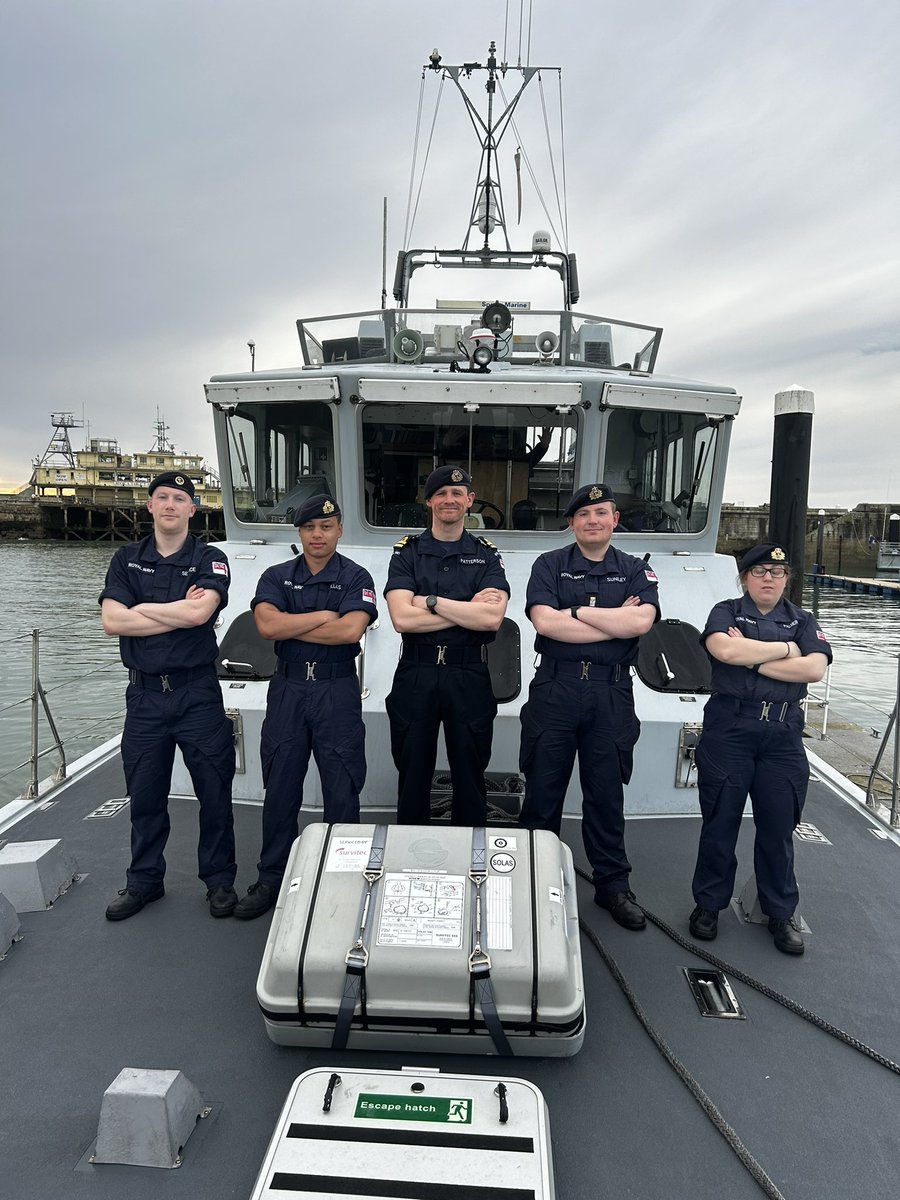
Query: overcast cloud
2,0,898,507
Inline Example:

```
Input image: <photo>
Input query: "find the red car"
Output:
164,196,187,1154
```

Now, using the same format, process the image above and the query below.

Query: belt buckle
580,661,590,680
306,662,317,681
436,645,447,666
759,701,771,721
160,674,172,693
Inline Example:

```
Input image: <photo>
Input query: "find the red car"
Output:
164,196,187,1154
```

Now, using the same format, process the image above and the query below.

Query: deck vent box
93,1067,205,1168
257,823,585,1056
0,892,20,956
0,839,78,912
249,1066,556,1200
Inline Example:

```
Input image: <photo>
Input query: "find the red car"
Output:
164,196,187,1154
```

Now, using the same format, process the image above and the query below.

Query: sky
2,0,898,507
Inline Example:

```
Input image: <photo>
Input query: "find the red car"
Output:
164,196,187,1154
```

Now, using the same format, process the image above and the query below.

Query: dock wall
0,497,895,560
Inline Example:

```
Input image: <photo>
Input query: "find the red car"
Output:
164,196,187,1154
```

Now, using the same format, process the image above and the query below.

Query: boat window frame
355,378,585,534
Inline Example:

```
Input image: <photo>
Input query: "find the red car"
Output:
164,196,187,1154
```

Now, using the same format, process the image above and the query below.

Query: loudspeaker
535,330,560,357
391,328,425,363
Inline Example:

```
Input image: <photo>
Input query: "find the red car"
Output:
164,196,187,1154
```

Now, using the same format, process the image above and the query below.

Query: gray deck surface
2,755,899,1200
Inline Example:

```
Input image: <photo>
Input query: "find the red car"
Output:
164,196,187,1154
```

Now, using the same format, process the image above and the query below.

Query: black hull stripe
286,1122,534,1153
269,1173,535,1199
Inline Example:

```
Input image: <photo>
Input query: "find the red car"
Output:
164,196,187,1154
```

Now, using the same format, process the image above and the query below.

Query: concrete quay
804,699,898,824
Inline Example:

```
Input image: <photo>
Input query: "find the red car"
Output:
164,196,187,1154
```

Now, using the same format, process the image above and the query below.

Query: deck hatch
683,968,746,1019
84,799,129,819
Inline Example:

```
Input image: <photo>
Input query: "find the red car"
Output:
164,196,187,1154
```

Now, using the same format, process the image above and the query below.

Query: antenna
151,409,174,454
381,196,388,309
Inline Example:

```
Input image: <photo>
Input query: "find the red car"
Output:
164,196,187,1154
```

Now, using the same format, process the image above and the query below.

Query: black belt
400,643,488,666
276,660,356,681
538,658,626,682
734,698,795,723
127,664,215,692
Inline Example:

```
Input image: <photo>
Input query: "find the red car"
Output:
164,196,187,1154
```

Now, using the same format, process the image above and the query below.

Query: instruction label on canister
377,873,466,947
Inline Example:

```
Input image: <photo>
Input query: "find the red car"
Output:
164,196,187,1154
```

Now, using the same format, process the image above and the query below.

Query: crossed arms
254,604,370,645
706,628,828,683
529,595,656,644
386,588,508,634
101,585,221,638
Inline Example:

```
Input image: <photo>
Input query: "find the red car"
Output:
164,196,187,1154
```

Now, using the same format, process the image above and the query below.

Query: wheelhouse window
224,401,336,524
602,408,720,534
361,403,580,531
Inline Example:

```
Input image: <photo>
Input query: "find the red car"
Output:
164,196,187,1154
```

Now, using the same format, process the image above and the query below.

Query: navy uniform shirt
252,551,377,664
384,529,509,646
702,594,833,703
99,535,230,674
526,543,660,665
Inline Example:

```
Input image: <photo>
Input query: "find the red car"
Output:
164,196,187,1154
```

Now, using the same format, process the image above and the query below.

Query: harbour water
0,542,897,809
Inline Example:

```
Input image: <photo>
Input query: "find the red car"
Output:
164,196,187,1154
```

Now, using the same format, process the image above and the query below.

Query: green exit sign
354,1094,473,1124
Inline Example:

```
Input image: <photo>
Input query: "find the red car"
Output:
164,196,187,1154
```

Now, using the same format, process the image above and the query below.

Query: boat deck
2,755,899,1200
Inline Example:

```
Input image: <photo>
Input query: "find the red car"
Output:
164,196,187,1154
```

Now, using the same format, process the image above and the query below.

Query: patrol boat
2,43,900,1200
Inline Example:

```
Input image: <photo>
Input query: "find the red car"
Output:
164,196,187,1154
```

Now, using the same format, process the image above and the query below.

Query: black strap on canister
332,824,388,1050
468,827,513,1056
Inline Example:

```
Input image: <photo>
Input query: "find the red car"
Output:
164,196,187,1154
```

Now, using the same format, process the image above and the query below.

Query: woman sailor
688,544,832,955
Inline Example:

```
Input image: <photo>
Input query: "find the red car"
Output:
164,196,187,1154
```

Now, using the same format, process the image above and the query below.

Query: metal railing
866,655,900,827
803,663,833,738
0,629,123,804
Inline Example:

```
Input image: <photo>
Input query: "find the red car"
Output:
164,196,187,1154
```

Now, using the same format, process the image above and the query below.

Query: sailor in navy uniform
384,465,509,824
518,484,659,930
100,471,237,921
688,543,832,955
233,495,377,920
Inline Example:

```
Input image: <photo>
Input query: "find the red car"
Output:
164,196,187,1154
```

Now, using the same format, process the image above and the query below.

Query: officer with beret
100,471,237,920
385,465,509,824
689,544,832,954
233,495,377,919
519,484,659,930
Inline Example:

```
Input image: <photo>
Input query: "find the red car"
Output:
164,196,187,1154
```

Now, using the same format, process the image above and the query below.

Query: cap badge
322,500,335,514
451,468,463,483
771,547,786,560
174,475,185,486
588,485,603,500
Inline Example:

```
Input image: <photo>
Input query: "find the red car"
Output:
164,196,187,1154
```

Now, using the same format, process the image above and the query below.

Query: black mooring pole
768,386,814,605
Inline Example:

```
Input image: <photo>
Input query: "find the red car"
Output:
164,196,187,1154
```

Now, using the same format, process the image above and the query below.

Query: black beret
294,493,341,526
148,471,195,500
738,543,790,572
564,483,617,518
424,465,473,499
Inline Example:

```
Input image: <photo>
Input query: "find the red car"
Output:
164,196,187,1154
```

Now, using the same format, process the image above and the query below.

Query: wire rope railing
1,629,122,802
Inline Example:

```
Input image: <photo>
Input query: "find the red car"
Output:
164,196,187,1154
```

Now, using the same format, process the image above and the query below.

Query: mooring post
815,509,826,574
769,386,814,605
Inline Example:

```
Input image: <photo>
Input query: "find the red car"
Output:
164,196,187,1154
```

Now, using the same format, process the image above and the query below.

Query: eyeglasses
749,565,788,579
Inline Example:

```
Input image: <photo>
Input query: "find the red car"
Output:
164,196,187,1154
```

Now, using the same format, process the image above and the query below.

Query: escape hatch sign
354,1094,472,1123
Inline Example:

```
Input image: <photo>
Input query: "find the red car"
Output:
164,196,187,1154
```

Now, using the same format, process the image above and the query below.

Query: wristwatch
571,606,580,620
426,595,438,613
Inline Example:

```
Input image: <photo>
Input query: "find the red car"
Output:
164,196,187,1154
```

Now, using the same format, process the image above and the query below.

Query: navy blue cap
738,543,790,572
294,494,341,526
424,465,473,499
148,471,195,500
564,483,616,518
